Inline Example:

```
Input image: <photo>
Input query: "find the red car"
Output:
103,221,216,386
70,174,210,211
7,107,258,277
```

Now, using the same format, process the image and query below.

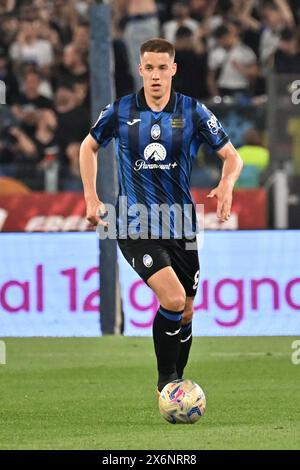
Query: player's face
139,52,177,100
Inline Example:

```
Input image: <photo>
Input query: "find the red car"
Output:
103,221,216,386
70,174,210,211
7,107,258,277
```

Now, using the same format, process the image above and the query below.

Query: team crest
151,124,161,140
143,254,153,268
144,143,167,161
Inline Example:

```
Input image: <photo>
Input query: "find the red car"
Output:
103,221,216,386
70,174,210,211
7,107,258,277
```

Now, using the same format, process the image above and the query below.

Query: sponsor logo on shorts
143,254,153,268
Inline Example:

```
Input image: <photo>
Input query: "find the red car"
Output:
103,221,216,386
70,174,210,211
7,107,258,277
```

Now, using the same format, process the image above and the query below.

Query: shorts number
193,270,199,290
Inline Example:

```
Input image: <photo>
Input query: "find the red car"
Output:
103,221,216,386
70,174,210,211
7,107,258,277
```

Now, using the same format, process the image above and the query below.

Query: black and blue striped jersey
90,88,229,238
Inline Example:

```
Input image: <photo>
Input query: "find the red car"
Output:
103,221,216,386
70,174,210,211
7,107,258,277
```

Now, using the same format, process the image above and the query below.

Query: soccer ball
159,379,206,424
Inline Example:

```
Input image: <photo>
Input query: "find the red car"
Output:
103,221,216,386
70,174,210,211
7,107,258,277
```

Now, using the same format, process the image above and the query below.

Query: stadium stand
0,0,299,200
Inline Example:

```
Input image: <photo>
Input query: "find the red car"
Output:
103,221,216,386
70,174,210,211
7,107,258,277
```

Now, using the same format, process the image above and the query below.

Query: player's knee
162,292,186,313
182,307,194,325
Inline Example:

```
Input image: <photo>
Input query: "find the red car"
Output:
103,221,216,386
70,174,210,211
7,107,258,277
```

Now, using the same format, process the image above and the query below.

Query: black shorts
118,237,200,297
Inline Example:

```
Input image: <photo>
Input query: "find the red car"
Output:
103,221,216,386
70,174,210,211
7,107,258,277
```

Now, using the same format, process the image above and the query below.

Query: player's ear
138,63,143,77
171,62,177,77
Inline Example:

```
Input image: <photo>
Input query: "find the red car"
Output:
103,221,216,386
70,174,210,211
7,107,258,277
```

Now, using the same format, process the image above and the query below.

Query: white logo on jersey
206,115,221,135
94,104,111,126
127,119,141,126
144,143,166,161
143,254,153,268
134,160,177,171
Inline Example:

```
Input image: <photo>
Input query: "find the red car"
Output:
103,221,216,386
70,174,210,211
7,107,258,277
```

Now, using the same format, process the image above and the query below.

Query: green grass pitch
0,337,299,450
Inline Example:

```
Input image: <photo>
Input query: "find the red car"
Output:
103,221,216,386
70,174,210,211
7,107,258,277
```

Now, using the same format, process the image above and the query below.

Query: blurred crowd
0,0,299,191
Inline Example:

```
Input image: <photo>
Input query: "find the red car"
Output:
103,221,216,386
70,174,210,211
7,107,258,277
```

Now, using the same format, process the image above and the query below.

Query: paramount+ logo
0,80,6,104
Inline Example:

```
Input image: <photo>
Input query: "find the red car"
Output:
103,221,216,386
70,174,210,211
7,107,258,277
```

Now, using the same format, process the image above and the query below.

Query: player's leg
177,296,194,379
163,238,200,379
118,238,185,391
147,266,186,392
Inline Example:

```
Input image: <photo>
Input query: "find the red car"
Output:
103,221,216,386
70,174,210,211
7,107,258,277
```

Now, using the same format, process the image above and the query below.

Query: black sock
152,306,183,392
176,322,193,379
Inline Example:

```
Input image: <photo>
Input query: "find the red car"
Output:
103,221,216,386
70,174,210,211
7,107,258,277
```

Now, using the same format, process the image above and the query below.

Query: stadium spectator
54,82,90,165
173,26,209,99
1,0,297,193
259,0,294,71
11,69,53,138
112,19,134,98
9,19,54,71
50,1,78,46
189,0,217,22
155,0,176,24
236,128,270,188
72,77,90,110
0,12,19,53
0,123,37,182
0,0,17,15
33,109,60,164
61,142,83,191
0,106,19,176
60,44,88,83
0,47,20,104
72,21,90,56
123,0,159,91
207,24,258,98
162,1,199,44
273,28,300,73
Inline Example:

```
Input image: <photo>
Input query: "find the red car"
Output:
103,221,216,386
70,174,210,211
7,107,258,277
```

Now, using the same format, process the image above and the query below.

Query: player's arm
207,142,243,222
79,134,108,228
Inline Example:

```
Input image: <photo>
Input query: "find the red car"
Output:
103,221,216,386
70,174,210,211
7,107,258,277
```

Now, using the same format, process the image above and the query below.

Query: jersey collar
136,88,177,113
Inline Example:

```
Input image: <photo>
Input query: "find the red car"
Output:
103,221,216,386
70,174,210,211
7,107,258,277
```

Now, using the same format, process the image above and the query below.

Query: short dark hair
213,25,230,39
175,26,193,40
140,38,175,58
24,69,41,80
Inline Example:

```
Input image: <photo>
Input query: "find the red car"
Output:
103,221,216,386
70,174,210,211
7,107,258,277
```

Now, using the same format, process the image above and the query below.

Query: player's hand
207,179,233,222
85,197,109,229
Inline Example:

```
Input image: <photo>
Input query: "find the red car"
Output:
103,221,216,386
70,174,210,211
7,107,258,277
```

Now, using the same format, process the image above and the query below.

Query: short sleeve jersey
90,89,229,238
